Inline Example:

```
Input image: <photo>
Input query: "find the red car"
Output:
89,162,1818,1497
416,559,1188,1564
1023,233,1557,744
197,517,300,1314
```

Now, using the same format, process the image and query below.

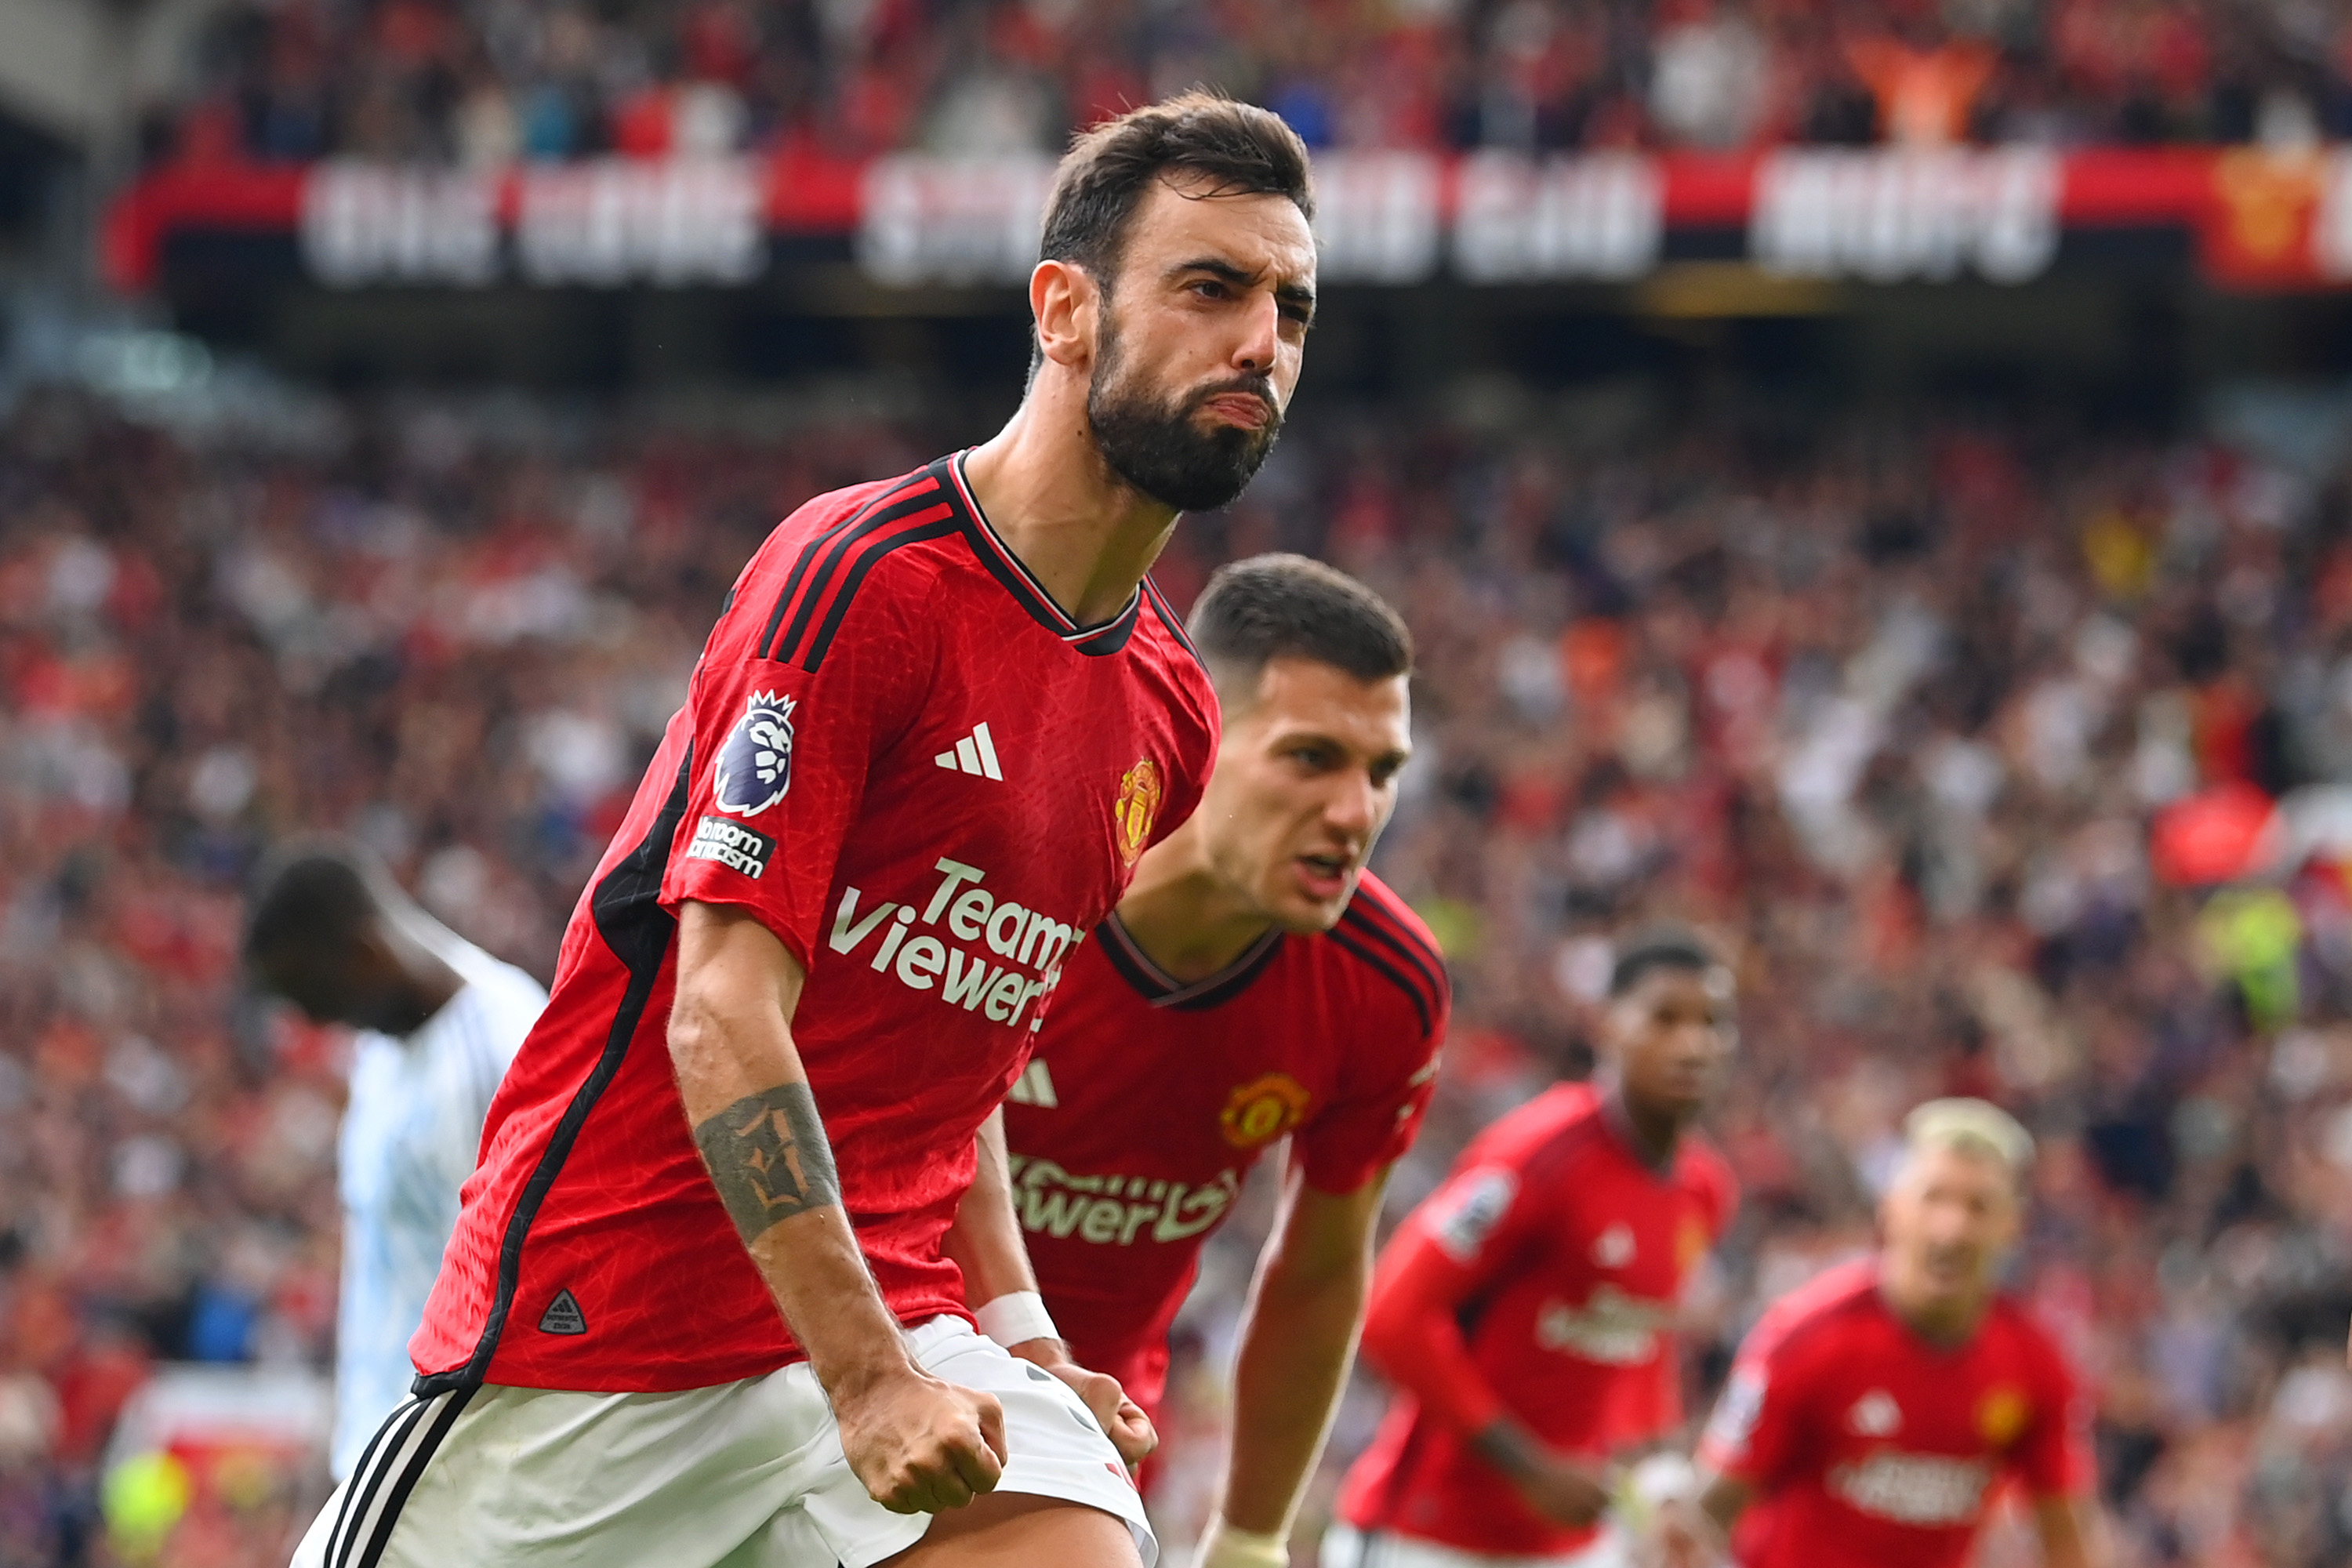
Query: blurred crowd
156,0,2352,172
5,370,2352,1565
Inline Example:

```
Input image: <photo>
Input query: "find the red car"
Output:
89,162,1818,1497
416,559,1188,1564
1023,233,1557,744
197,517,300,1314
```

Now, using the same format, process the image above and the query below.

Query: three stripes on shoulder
935,721,1003,781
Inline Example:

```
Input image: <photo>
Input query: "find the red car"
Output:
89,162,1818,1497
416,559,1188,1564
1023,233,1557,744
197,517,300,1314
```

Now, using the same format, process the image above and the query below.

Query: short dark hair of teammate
1145,554,1417,935
1029,93,1317,514
245,837,460,1036
1040,92,1314,292
1187,551,1414,707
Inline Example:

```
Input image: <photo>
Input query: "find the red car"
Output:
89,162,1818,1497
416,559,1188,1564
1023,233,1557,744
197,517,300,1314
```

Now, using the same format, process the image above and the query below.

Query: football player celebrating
291,93,1317,1568
1328,931,1739,1568
978,554,1446,1568
1661,1100,2101,1568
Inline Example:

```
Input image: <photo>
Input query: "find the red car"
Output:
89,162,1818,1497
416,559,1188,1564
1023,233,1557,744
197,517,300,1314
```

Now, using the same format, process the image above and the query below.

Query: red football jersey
1338,1083,1737,1558
1002,872,1447,1415
1697,1258,2093,1568
411,455,1217,1394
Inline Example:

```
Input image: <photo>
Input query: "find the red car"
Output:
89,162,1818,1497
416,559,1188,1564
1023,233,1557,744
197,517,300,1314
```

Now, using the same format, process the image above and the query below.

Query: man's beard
1086,315,1283,514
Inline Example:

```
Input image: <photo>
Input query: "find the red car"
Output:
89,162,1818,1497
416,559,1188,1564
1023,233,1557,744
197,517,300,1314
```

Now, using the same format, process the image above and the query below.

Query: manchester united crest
1113,758,1164,867
1220,1072,1312,1149
1976,1385,2030,1446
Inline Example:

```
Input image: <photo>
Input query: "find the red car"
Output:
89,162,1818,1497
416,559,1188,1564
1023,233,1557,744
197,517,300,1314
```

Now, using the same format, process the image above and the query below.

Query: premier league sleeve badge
713,691,798,816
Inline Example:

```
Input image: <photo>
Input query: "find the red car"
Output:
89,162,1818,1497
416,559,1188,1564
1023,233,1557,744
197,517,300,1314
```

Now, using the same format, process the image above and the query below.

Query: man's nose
1232,292,1279,376
1326,771,1377,834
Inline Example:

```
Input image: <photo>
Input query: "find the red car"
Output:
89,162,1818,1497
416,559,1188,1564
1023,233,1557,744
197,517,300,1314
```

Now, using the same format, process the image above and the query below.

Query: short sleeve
1399,1141,1549,1291
1698,1327,1806,1487
1298,989,1446,1195
2012,1333,2096,1498
659,578,926,971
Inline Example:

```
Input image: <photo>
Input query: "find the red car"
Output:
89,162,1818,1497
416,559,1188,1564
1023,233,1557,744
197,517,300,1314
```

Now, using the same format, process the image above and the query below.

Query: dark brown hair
1039,91,1314,288
1188,554,1412,700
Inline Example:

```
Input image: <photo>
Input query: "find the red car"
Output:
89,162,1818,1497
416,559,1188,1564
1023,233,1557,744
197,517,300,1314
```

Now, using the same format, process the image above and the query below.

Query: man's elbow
666,977,732,1074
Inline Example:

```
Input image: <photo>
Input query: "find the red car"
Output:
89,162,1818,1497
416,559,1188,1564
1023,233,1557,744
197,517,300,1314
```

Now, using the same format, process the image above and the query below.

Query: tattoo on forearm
694,1081,842,1244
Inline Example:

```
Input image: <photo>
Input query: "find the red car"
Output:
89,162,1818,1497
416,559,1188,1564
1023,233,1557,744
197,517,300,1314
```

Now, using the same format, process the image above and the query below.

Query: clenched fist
834,1366,1009,1514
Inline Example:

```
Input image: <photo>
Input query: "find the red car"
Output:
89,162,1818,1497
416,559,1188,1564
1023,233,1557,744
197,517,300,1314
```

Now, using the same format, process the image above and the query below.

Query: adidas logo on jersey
1592,1222,1635,1268
935,722,1004,780
1849,1389,1903,1436
1008,1059,1058,1108
539,1288,587,1336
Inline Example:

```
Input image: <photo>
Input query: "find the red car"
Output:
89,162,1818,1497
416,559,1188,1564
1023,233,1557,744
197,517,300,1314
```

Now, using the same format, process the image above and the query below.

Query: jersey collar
941,453,1142,656
1098,911,1285,1011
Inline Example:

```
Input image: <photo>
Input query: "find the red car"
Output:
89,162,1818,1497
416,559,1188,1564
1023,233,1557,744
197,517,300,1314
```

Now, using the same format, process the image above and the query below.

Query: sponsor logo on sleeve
713,691,798,816
1705,1365,1769,1457
685,815,776,878
1430,1168,1517,1261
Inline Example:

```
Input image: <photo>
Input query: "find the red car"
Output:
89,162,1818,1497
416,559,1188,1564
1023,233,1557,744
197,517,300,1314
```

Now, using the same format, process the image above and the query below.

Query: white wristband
975,1290,1059,1348
1192,1517,1289,1568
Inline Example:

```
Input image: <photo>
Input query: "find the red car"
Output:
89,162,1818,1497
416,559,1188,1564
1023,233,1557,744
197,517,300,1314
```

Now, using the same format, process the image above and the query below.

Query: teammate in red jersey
1660,1099,2101,1568
290,93,1319,1568
987,554,1446,1568
1328,931,1739,1568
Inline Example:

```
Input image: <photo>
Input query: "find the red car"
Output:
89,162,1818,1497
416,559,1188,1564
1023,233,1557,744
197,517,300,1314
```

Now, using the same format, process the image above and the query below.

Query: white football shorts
291,1316,1155,1568
1319,1523,1627,1568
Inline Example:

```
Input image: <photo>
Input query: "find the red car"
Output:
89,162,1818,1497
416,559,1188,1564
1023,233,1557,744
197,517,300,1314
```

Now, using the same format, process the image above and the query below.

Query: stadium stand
2,376,2352,1563
145,0,2352,167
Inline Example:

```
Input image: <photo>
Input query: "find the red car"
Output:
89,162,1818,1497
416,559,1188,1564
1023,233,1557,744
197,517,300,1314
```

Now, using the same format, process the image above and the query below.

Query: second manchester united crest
1113,758,1164,866
1220,1073,1312,1149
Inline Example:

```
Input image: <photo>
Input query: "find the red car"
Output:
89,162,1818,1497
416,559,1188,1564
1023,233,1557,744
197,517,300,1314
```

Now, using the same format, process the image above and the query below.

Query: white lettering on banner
1007,1156,1242,1246
1534,1284,1675,1365
302,158,764,288
1454,153,1663,282
858,155,1058,286
1751,149,2060,284
303,163,499,287
1312,152,1444,284
824,858,1072,1029
1828,1453,1994,1527
517,158,765,285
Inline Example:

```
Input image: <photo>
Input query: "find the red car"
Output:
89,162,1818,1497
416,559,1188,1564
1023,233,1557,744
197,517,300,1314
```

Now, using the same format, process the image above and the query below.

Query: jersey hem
411,1305,980,1397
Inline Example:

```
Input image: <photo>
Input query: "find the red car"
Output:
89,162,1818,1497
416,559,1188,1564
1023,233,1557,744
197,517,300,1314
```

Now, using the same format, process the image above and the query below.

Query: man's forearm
1222,1252,1366,1533
670,905,915,1394
1220,1174,1385,1536
943,1109,1049,1323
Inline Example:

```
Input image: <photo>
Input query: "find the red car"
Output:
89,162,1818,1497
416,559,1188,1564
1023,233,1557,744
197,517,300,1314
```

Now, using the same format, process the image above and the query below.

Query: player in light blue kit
244,839,546,1479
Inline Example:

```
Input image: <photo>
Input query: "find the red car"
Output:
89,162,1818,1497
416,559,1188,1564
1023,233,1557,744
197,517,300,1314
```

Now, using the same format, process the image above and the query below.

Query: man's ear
1031,258,1099,372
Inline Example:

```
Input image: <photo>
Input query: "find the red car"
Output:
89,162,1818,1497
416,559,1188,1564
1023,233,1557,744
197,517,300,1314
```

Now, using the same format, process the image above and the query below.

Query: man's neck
386,917,466,1037
1602,1082,1683,1172
960,397,1181,626
1878,1271,1992,1350
1114,820,1278,984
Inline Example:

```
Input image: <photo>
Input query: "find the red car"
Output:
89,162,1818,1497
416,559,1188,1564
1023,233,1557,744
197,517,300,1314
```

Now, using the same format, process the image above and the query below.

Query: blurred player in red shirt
292,93,1320,1568
988,554,1446,1568
1662,1099,2101,1568
1329,931,1739,1567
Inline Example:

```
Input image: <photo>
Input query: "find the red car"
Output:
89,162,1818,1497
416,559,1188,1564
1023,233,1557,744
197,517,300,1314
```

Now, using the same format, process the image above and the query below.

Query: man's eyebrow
1166,255,1319,314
